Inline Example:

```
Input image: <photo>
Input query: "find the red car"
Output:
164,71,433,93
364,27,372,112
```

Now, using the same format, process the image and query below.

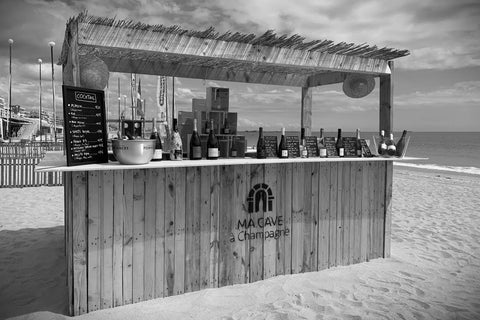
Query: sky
0,0,479,132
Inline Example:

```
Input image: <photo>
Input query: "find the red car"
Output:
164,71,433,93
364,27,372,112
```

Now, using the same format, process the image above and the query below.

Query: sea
238,131,480,176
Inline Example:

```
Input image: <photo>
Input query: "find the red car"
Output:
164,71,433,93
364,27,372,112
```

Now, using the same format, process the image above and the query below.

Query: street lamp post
38,58,43,143
8,39,13,142
49,41,56,143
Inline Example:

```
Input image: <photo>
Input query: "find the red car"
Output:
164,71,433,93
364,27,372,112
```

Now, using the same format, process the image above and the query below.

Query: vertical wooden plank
263,163,277,279
231,164,249,284
353,163,363,264
164,168,176,296
328,162,338,268
101,171,114,310
248,164,264,282
283,163,293,275
174,167,186,295
112,170,124,306
360,162,370,262
154,169,166,298
209,166,220,287
199,166,211,289
291,162,304,273
87,171,101,312
311,162,319,271
368,162,377,260
335,162,344,266
302,162,313,272
72,171,87,315
275,163,286,275
122,170,134,305
185,167,201,292
317,163,330,270
380,61,394,134
384,161,393,258
64,172,73,315
342,162,351,266
144,169,156,301
219,165,235,286
377,161,386,258
132,170,145,303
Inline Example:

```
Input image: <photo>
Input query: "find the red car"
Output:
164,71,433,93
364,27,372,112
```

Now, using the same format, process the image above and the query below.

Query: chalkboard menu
264,136,278,158
343,137,358,157
62,85,108,166
323,137,338,157
360,139,373,157
305,136,318,157
286,136,300,158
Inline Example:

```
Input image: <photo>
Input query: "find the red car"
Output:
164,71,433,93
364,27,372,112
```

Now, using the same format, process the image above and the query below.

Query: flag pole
8,39,13,142
38,58,43,143
49,41,56,143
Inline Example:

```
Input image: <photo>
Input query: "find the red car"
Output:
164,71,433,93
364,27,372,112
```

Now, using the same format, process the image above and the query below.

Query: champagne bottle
189,118,202,160
150,118,163,161
356,129,363,157
278,127,288,158
386,132,396,156
318,128,327,158
171,118,183,160
256,127,266,159
395,130,408,157
223,116,230,134
207,119,219,160
300,128,308,158
336,128,344,157
230,136,238,157
378,130,387,156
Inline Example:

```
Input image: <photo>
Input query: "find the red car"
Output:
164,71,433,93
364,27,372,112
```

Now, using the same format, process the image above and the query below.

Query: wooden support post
301,87,312,135
379,61,393,134
62,20,80,87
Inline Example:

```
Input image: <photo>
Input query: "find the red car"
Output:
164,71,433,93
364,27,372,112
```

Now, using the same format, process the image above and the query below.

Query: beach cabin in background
56,12,409,315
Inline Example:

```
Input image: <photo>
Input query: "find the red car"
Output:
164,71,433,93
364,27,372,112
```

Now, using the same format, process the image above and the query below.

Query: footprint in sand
409,298,430,309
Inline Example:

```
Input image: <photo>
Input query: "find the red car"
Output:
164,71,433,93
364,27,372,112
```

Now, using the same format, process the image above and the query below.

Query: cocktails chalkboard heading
63,85,108,166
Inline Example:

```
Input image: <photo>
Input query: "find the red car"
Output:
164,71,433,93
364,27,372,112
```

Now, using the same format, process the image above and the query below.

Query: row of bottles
377,130,407,157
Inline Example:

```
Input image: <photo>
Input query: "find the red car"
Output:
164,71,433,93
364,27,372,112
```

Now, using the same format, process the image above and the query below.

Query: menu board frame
62,85,108,166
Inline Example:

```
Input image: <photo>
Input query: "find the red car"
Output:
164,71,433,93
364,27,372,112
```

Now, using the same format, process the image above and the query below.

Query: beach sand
1,167,479,319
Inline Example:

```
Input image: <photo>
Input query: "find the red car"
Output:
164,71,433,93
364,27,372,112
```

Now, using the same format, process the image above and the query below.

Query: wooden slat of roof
60,12,409,87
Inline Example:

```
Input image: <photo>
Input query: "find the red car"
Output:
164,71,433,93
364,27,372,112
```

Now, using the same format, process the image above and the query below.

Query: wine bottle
207,119,219,160
230,137,238,157
336,128,344,157
150,118,163,161
223,116,230,134
395,130,408,157
300,128,308,158
318,128,327,158
356,129,363,157
171,118,183,160
386,132,396,156
378,130,387,156
189,118,202,160
278,127,288,158
256,127,266,159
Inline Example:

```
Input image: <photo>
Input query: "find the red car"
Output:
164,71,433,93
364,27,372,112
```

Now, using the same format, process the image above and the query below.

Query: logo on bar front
247,183,274,213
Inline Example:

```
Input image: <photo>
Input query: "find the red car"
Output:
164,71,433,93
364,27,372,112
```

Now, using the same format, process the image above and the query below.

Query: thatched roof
60,12,409,87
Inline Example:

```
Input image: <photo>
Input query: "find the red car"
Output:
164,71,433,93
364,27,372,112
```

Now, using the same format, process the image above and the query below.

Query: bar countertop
36,151,427,173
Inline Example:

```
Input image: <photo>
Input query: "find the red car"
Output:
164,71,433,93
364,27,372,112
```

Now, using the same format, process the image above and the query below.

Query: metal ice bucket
112,139,155,165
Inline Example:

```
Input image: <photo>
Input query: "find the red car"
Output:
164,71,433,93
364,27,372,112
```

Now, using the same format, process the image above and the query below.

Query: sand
1,167,479,320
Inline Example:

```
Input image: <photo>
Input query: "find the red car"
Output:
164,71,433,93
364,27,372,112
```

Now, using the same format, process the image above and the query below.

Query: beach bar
40,13,409,315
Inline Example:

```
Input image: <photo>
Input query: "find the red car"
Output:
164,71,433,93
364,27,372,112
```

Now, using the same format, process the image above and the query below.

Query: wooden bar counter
38,156,402,315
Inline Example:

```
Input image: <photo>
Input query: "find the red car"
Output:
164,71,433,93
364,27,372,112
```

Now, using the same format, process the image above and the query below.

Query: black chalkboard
286,136,300,158
323,137,337,157
264,136,278,158
62,85,108,166
343,137,357,157
360,139,373,157
305,136,318,157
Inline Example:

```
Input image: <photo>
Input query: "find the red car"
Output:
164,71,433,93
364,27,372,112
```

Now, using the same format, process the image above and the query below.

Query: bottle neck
193,119,198,132
337,129,342,138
